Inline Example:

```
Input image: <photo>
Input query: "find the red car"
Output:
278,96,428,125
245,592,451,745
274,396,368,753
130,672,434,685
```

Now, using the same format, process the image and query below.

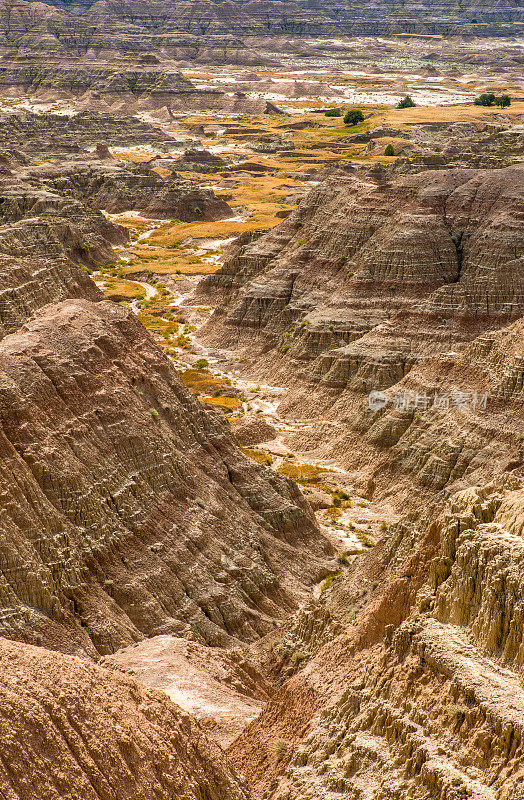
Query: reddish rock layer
0,638,251,800
0,299,332,656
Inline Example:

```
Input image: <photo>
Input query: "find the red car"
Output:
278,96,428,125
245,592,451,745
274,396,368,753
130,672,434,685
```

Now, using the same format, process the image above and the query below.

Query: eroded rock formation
0,299,333,655
0,0,519,52
201,165,523,506
0,638,252,800
229,474,524,800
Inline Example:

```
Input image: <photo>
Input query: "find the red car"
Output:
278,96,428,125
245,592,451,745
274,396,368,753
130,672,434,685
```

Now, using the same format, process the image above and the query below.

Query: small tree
494,94,511,108
343,109,364,126
324,108,342,117
384,143,395,156
474,93,496,107
397,95,416,109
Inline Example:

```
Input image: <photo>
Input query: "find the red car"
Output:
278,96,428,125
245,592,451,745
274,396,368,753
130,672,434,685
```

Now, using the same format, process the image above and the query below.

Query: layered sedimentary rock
393,121,524,172
202,166,523,358
0,194,125,336
0,0,519,52
0,115,336,660
229,473,524,800
0,638,251,800
0,111,177,156
0,299,331,656
0,253,101,337
1,157,233,220
200,166,523,505
0,59,282,112
0,146,231,340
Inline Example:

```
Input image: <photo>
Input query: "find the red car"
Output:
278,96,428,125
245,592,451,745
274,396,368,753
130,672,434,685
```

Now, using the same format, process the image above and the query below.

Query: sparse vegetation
277,462,326,483
343,109,364,126
242,447,273,466
397,95,416,109
202,395,243,412
446,703,468,719
291,650,309,665
322,571,341,591
274,740,288,760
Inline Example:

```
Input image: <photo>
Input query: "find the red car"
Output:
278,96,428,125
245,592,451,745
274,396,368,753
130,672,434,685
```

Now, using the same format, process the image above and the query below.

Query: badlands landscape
0,0,522,798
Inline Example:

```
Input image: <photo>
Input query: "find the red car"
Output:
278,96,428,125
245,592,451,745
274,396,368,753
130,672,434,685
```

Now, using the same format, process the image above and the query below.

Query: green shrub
396,95,416,109
474,93,496,107
343,109,364,126
195,358,209,370
324,108,342,117
494,94,511,108
384,143,395,156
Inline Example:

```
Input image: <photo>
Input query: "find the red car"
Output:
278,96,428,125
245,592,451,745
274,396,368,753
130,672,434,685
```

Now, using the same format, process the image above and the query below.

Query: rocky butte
0,1,521,799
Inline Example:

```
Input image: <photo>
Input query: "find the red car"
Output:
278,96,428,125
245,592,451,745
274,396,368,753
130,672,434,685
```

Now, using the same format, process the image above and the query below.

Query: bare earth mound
0,638,251,800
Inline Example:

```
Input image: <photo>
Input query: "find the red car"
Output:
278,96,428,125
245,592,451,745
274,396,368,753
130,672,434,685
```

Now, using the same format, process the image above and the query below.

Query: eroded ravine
93,206,400,748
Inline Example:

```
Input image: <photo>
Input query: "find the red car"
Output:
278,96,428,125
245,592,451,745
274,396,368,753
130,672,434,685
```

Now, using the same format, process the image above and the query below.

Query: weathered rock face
202,166,523,359
0,253,101,338
0,172,129,337
7,158,233,221
0,63,200,111
0,149,232,332
200,166,523,506
0,638,252,800
102,633,272,748
0,0,519,50
393,121,524,172
0,111,176,157
0,198,125,336
0,58,283,113
0,299,332,656
229,474,524,800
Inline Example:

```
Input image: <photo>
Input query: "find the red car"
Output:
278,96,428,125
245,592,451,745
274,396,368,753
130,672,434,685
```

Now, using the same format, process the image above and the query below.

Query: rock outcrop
102,633,272,748
0,60,284,113
0,637,251,800
200,166,523,507
4,157,233,220
0,299,332,656
0,111,177,157
0,0,519,51
0,122,333,659
229,474,524,800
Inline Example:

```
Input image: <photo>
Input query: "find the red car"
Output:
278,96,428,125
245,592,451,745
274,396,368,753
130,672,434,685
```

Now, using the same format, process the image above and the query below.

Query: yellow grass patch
179,369,230,395
101,279,145,298
277,462,327,483
241,447,273,465
377,100,524,129
201,395,242,412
